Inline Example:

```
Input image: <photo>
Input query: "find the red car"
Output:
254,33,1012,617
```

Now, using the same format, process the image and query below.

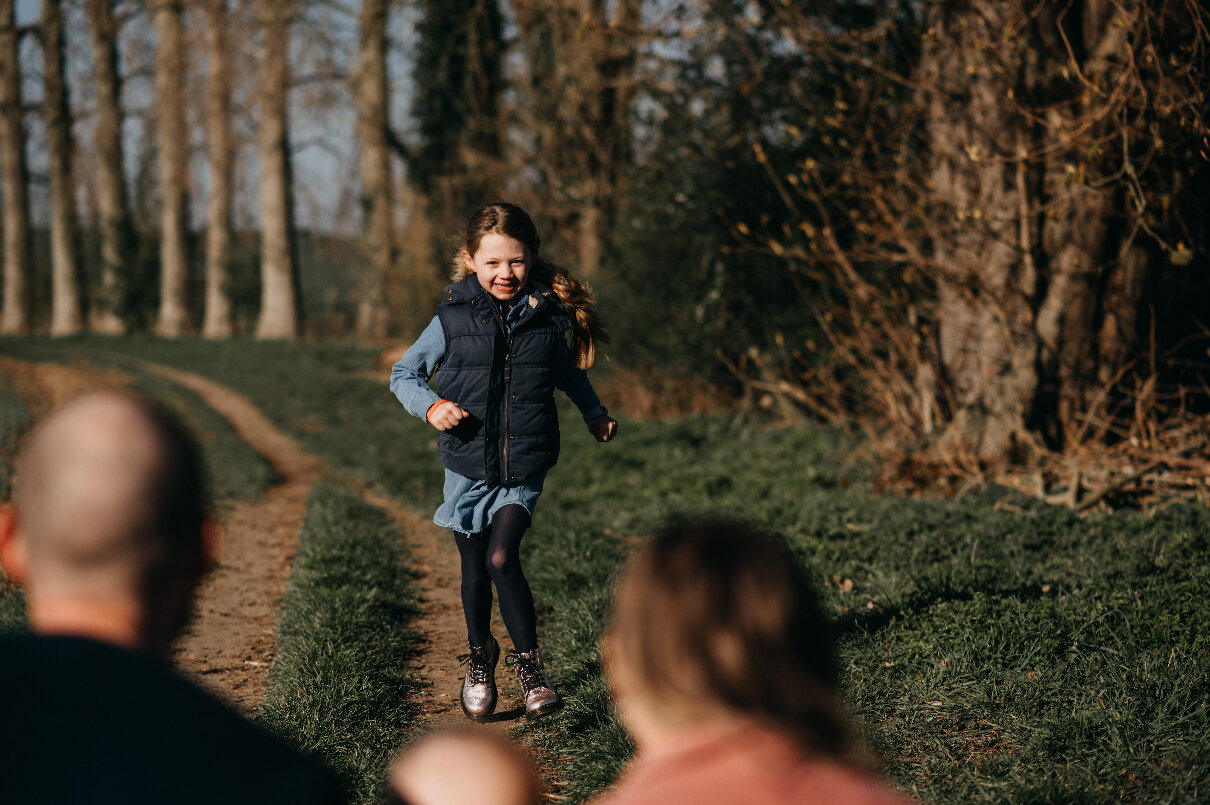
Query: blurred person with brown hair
0,390,344,805
595,516,912,805
391,202,617,722
388,727,540,805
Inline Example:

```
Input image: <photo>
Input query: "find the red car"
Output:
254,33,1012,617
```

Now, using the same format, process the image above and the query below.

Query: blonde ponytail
532,258,609,370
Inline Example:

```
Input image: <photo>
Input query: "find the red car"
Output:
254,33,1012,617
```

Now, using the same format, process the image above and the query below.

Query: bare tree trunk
922,4,1038,462
43,0,84,335
201,0,233,338
923,0,1147,463
354,0,395,339
1032,2,1141,442
583,0,638,275
86,0,132,333
0,0,30,334
511,0,638,276
410,0,504,247
254,0,299,339
154,0,191,336
1096,241,1148,388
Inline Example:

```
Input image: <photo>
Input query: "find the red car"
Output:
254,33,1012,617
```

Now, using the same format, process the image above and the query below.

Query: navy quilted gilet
434,275,572,485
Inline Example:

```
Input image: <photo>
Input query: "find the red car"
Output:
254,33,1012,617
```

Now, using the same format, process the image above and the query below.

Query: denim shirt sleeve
389,315,446,420
556,366,607,422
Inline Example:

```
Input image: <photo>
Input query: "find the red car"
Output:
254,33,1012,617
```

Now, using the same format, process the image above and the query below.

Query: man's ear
0,503,28,586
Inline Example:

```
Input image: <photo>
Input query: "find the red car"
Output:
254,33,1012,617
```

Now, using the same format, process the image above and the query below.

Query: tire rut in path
353,487,525,731
0,355,524,731
138,362,324,715
141,364,522,730
0,355,310,714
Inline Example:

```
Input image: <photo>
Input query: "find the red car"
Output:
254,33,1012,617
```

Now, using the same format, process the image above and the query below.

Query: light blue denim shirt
389,290,607,533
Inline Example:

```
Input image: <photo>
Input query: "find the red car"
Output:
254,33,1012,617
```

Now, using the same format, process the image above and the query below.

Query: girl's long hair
605,516,856,760
452,202,609,370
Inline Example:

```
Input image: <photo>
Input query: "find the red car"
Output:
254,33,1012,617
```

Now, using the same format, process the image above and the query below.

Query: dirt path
136,362,325,714
0,356,130,409
0,355,517,728
0,355,321,713
355,488,525,728
145,364,523,727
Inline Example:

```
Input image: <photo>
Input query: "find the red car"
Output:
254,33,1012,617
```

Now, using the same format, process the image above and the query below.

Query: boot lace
458,647,491,685
506,650,546,693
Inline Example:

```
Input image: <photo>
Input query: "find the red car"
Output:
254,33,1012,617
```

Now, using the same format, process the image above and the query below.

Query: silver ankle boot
507,647,563,720
458,636,499,722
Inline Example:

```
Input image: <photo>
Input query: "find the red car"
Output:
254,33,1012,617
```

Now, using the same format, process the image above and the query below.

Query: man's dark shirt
0,633,346,804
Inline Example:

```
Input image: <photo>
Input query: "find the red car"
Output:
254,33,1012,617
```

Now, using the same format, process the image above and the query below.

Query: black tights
453,504,537,652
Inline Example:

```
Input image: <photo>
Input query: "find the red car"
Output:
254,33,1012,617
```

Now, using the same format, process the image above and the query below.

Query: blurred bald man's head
390,727,539,805
1,390,209,650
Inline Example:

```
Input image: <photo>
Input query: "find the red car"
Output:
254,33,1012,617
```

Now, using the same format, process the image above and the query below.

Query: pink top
591,724,913,805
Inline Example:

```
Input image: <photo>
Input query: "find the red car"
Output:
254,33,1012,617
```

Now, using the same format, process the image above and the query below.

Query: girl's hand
428,400,469,431
588,414,618,443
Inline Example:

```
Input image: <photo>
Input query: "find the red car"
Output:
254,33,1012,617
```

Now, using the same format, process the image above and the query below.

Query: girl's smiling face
465,233,531,302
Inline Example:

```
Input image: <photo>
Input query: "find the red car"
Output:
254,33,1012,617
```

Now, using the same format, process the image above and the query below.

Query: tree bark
201,0,233,338
922,0,1149,463
410,0,503,242
354,0,395,339
153,0,191,336
0,0,30,333
254,0,299,339
86,0,132,333
43,0,84,335
511,0,637,276
1032,1,1141,442
584,0,638,274
922,3,1038,462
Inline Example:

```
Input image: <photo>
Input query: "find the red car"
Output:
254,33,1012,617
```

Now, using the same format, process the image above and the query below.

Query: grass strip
257,482,423,804
123,373,279,504
0,366,28,500
0,370,27,632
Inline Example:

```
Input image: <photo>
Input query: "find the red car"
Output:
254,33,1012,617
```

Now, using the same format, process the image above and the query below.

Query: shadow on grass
835,580,1066,639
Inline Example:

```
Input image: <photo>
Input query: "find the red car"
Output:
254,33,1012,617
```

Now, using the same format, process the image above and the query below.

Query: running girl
390,202,617,721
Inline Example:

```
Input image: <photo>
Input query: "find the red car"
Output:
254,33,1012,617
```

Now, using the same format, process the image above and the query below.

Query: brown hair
452,202,609,369
606,516,854,758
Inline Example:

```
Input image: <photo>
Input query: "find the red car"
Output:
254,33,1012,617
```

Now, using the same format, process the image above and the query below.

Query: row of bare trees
0,0,30,334
4,0,1205,484
0,0,303,337
0,0,644,340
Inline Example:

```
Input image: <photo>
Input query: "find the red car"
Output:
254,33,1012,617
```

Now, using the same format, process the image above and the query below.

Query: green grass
0,337,277,504
0,335,1206,803
0,367,27,500
257,483,423,804
0,335,444,508
517,420,1210,803
0,370,28,632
